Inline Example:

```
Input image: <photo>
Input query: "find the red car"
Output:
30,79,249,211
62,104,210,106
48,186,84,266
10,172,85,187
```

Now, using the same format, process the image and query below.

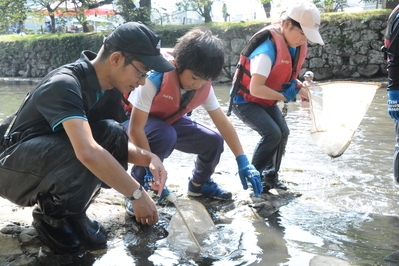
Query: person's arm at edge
388,16,399,91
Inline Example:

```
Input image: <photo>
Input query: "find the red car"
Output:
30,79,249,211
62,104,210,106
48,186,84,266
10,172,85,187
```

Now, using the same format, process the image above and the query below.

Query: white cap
304,71,314,77
286,1,324,45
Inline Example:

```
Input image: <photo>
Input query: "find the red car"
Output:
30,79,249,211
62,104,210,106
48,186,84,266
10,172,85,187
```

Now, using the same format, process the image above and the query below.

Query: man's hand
280,79,300,103
131,191,159,225
236,154,263,196
388,90,399,120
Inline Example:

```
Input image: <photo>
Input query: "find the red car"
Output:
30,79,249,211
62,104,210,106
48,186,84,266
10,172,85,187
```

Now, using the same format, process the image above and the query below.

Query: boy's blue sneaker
125,197,135,216
187,179,232,200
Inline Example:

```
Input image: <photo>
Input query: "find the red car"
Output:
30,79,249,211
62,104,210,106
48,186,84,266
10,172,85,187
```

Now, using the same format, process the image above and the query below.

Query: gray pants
232,103,289,174
0,120,128,218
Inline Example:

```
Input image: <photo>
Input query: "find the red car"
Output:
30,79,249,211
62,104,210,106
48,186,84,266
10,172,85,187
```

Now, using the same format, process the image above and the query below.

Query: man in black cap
0,22,175,253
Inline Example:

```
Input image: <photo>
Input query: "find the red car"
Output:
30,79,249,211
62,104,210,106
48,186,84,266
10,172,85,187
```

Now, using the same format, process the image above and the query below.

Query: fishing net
167,199,216,251
307,81,380,158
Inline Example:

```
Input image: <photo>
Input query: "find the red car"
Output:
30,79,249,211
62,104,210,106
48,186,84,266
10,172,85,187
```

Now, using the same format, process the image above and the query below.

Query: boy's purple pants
131,115,224,185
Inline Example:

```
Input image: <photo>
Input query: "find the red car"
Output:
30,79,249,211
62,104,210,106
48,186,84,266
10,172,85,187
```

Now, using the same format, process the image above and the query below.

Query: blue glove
281,79,300,103
236,154,263,196
388,90,399,120
143,167,170,202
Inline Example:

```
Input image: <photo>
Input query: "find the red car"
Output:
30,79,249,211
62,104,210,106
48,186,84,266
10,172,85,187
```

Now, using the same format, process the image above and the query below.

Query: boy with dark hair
126,28,262,212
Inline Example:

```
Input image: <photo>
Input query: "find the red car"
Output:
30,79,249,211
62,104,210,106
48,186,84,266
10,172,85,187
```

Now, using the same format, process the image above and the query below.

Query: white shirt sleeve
128,79,157,113
250,53,272,78
201,86,220,111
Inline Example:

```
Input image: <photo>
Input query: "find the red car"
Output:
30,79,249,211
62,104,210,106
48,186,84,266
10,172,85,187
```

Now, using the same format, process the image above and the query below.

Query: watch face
133,188,142,199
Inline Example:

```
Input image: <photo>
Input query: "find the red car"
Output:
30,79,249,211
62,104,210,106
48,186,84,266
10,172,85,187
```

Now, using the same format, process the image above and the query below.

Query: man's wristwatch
128,185,143,200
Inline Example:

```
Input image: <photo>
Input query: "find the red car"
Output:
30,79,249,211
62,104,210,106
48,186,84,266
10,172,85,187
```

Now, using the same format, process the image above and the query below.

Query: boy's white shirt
128,78,220,113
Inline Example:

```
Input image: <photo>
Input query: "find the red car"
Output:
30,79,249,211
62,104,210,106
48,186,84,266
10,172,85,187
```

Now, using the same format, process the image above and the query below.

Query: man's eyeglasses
124,56,148,79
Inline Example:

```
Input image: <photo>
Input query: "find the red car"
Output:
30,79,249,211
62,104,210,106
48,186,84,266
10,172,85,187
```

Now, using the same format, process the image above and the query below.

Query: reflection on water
1,80,399,265
0,80,36,121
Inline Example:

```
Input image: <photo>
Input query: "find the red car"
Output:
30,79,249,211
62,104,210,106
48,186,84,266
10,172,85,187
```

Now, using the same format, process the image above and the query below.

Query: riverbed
0,78,398,266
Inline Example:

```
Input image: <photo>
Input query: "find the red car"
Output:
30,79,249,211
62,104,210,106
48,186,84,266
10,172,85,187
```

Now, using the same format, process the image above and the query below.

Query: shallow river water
1,78,398,266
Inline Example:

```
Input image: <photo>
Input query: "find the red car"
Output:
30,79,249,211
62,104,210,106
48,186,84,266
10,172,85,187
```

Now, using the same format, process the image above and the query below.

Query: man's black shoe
262,169,288,191
32,207,80,253
67,214,107,250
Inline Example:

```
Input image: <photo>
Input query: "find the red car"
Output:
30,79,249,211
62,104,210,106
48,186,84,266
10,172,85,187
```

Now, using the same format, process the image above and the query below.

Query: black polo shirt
9,51,127,137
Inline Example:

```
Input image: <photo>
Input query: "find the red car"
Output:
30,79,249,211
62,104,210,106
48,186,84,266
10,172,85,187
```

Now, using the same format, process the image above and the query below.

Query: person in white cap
303,71,315,86
301,70,316,101
228,1,324,192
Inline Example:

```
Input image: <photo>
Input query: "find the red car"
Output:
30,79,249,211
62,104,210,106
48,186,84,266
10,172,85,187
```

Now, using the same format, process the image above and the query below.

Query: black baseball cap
104,22,175,72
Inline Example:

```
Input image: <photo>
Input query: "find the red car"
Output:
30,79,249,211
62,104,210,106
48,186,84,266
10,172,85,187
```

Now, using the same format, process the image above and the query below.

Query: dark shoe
187,179,232,200
262,169,288,191
67,214,107,250
32,207,80,253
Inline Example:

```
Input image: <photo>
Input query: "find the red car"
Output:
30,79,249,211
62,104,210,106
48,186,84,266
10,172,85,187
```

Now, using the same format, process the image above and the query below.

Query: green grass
321,8,391,22
0,31,105,43
153,8,390,31
152,18,272,32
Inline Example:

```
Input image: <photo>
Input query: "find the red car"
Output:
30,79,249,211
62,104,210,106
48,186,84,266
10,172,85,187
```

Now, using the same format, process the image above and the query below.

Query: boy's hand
236,154,263,196
143,167,170,202
146,156,167,195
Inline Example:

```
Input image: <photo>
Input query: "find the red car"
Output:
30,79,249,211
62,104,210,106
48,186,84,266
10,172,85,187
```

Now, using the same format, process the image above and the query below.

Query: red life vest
149,69,212,124
383,5,399,60
228,24,307,114
121,93,132,115
121,48,175,116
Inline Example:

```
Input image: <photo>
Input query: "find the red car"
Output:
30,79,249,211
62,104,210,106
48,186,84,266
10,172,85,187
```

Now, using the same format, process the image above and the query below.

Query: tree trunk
50,16,56,33
82,21,89,33
263,3,271,19
137,0,151,24
140,0,151,8
386,0,399,9
204,3,212,23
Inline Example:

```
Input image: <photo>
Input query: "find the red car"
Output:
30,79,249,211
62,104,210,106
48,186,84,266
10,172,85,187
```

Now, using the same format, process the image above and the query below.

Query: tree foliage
259,0,389,17
312,0,386,12
4,0,152,34
65,0,113,32
0,0,28,33
176,0,213,23
32,0,67,33
259,0,272,6
115,0,152,25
